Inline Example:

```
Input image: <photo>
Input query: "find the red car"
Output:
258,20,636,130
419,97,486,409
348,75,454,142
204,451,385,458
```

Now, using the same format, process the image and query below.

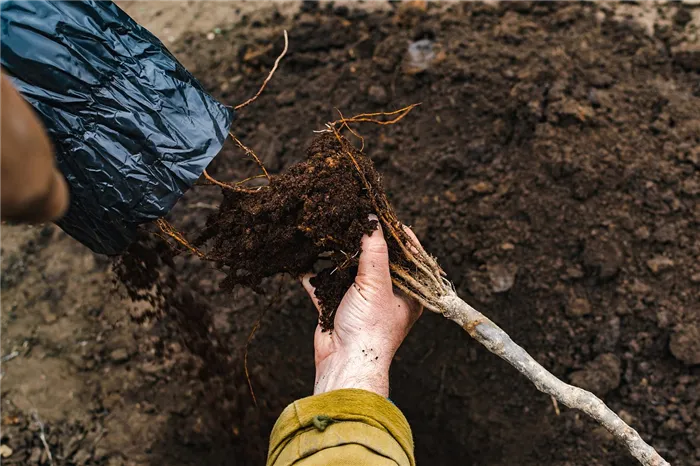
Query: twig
551,396,561,416
31,411,54,466
437,291,669,466
1,351,19,362
235,30,289,111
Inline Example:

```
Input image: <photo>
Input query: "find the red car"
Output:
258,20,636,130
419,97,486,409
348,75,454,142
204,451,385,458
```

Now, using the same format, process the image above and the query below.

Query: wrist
314,350,392,397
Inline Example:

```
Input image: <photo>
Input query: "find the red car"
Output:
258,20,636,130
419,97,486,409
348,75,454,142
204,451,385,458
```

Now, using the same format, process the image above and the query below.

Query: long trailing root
235,30,289,111
325,106,669,466
153,30,289,259
156,219,206,258
229,131,271,183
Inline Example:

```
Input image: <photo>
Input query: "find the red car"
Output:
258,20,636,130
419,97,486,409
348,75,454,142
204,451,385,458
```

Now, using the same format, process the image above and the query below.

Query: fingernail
368,214,381,230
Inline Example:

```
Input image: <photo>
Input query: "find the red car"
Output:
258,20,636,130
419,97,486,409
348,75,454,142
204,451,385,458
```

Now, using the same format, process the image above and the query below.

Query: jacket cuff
268,388,414,466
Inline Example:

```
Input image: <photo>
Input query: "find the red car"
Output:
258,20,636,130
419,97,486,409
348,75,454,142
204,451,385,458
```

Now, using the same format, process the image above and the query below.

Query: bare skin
302,216,423,397
1,72,69,223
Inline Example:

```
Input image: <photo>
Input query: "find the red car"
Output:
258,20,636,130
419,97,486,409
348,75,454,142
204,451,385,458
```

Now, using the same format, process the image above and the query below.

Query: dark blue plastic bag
1,0,234,254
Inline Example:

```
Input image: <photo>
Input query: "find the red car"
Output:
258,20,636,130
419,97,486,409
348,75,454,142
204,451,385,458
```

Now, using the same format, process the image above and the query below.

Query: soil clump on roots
196,133,399,331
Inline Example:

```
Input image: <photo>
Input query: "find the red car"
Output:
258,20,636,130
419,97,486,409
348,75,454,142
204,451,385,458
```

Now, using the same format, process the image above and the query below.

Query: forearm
0,72,68,222
314,351,391,397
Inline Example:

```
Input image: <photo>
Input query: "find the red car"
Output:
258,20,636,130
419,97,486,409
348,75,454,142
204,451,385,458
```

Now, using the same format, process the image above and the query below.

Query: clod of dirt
197,133,391,330
672,42,700,71
403,39,445,74
669,322,700,365
109,349,130,364
582,238,623,280
487,263,517,293
646,255,675,274
567,295,592,317
569,353,622,397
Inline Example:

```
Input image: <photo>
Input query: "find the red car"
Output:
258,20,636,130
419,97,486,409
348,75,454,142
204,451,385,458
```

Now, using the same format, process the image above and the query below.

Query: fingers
301,273,322,314
356,214,391,287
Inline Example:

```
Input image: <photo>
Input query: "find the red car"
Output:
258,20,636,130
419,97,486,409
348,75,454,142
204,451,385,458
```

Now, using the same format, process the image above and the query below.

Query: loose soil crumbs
196,133,381,330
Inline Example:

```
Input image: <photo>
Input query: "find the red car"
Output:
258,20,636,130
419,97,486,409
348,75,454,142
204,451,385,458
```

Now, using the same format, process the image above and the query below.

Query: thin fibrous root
155,219,206,258
436,290,669,466
244,308,267,407
328,122,445,290
235,30,289,111
230,132,271,182
202,169,268,193
391,277,439,313
331,103,421,127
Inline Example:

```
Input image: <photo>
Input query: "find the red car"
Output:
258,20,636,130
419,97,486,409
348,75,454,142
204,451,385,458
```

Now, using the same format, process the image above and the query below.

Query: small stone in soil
646,255,674,274
471,181,494,194
29,447,41,463
669,323,700,365
0,445,12,458
569,353,621,397
487,263,517,293
567,295,591,317
275,89,297,106
73,448,92,466
367,85,389,105
109,349,129,363
582,238,623,280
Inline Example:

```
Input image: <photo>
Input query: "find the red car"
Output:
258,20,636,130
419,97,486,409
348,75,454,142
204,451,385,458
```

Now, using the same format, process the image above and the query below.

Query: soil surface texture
196,133,380,330
2,2,700,466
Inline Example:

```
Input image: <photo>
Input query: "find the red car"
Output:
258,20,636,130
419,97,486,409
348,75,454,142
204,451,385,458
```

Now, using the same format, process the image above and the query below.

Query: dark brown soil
195,133,381,330
170,2,700,464
2,3,700,466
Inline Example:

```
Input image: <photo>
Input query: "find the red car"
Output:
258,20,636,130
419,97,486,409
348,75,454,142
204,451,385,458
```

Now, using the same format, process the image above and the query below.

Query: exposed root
202,169,237,191
230,132,271,183
155,219,206,258
331,103,421,126
244,309,266,407
235,30,289,111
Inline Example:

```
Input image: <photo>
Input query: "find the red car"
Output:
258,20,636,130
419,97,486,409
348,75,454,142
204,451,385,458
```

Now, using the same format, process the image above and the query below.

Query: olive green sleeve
267,388,415,466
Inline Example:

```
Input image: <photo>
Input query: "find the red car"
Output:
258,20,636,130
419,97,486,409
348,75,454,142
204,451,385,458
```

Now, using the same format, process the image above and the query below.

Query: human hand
302,216,423,397
1,73,69,223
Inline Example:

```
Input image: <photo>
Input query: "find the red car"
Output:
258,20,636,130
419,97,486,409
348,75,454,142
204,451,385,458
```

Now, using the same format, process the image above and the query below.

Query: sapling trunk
438,291,669,466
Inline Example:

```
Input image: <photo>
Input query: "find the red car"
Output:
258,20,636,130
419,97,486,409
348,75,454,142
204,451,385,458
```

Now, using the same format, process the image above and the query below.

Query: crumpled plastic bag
0,0,234,254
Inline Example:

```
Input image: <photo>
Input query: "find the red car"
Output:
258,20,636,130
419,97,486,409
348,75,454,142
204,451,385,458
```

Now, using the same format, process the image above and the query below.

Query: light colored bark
438,291,670,466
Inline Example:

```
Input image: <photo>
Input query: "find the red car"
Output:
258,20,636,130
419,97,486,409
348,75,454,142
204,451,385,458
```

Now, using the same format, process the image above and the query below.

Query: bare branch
31,411,54,466
437,291,669,466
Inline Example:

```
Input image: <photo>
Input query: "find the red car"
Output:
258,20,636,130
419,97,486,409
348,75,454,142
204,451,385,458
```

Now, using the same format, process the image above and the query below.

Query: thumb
356,215,391,288
301,273,322,314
